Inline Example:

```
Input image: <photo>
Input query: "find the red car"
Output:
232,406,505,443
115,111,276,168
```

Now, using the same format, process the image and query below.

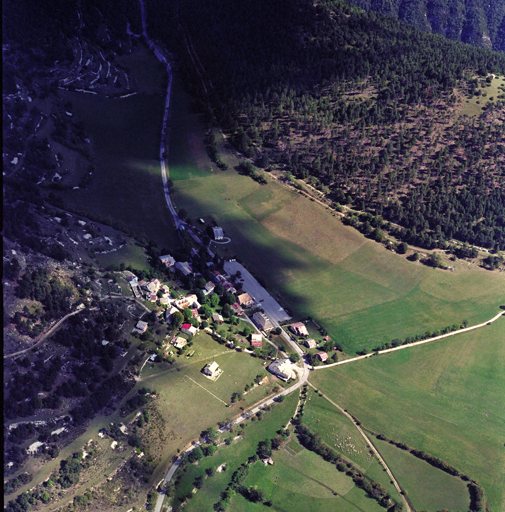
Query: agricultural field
172,392,386,512
171,393,298,510
310,317,505,510
167,76,215,182
303,391,402,502
94,241,151,271
136,338,290,485
173,168,505,355
235,449,386,512
374,439,470,512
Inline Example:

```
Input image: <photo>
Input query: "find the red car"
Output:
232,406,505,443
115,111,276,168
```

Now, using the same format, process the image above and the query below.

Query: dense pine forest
148,0,505,251
345,0,505,52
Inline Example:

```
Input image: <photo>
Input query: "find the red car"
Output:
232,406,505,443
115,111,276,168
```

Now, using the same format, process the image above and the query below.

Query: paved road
315,310,504,370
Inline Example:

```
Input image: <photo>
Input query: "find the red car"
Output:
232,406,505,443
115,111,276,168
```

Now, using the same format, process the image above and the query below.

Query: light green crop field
234,448,385,512
173,168,505,355
374,439,470,512
94,242,151,271
174,393,298,511
310,317,505,510
303,390,402,502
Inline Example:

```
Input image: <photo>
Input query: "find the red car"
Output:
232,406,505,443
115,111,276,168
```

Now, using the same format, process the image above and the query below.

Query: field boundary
315,310,504,370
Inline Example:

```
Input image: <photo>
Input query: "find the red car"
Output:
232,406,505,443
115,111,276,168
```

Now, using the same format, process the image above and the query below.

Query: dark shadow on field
56,90,180,250
171,186,315,319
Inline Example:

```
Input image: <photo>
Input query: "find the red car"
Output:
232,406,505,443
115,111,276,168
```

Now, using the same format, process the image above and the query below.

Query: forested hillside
345,0,505,52
148,0,505,251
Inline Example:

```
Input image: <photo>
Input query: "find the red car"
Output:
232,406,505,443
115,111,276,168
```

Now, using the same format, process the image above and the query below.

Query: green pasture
374,439,469,512
173,393,298,510
94,242,151,271
310,317,505,510
173,169,505,355
139,344,289,485
303,390,401,501
118,44,166,95
234,448,386,512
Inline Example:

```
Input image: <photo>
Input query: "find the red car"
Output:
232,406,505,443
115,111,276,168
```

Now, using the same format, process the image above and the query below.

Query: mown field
236,448,387,512
174,391,387,512
137,335,290,485
173,168,505,355
374,439,470,512
310,317,505,511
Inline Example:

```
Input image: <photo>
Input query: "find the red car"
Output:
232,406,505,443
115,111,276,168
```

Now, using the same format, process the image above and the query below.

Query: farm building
202,361,220,377
125,272,138,285
213,227,224,240
181,323,197,336
231,303,243,316
27,441,45,455
305,338,317,349
174,297,191,310
252,312,274,331
143,279,161,294
290,322,309,337
133,320,148,334
237,292,255,308
159,254,176,267
250,333,262,347
267,358,296,381
317,351,328,362
212,313,224,324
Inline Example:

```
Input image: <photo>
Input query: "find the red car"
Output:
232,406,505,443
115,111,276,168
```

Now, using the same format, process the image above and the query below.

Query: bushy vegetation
150,0,505,251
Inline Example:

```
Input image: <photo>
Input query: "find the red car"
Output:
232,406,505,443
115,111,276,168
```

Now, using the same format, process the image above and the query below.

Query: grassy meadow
173,168,505,355
303,390,402,502
175,390,386,512
172,393,298,511
310,317,505,510
137,335,291,485
374,439,470,512
460,74,505,116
